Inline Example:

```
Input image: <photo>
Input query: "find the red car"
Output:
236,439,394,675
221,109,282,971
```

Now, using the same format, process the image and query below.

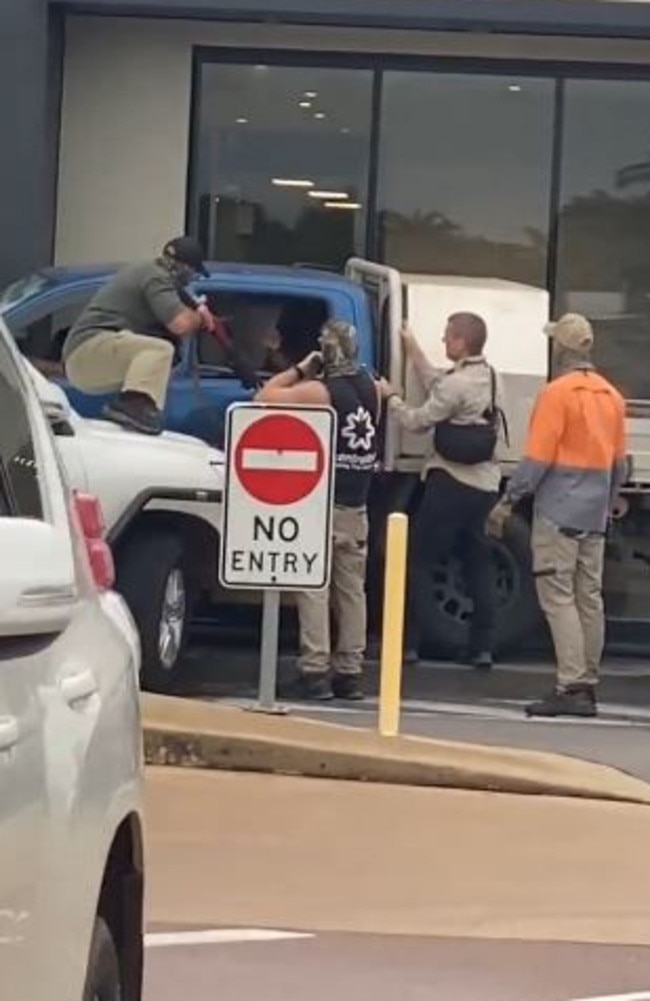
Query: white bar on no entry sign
242,448,318,472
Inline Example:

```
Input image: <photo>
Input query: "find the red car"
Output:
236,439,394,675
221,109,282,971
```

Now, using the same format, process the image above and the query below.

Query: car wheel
418,513,541,657
116,529,192,693
82,916,122,1001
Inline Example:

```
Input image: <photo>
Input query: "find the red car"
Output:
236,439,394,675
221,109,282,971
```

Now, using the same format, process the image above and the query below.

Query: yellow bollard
378,512,409,737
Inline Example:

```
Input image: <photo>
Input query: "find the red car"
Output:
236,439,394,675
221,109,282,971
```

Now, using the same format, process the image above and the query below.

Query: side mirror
0,519,77,638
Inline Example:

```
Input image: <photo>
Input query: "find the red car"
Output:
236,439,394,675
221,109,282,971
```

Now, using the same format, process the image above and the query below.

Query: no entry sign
219,404,336,591
234,413,325,506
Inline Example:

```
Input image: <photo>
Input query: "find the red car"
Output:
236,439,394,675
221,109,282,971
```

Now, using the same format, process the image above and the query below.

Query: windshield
0,271,50,314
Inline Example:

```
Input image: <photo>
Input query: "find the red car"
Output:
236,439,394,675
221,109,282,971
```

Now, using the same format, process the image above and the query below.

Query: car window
0,337,43,519
196,291,329,375
10,290,96,376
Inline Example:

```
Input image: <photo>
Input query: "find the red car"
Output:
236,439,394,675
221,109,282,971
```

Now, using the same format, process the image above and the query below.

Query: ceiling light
299,100,312,108
304,91,318,99
508,85,522,93
340,127,351,135
324,201,362,210
314,112,326,120
308,190,349,200
236,117,249,124
272,178,314,188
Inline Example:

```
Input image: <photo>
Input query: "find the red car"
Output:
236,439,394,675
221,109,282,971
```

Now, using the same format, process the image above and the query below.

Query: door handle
60,670,98,706
0,716,19,752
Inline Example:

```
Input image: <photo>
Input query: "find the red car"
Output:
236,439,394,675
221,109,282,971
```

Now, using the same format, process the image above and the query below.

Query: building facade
5,0,650,398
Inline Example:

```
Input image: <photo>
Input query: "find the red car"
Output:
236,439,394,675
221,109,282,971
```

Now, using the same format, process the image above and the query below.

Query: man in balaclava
63,236,215,435
255,319,383,701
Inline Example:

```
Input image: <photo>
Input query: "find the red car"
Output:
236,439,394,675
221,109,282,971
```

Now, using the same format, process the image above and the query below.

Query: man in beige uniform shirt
380,313,504,668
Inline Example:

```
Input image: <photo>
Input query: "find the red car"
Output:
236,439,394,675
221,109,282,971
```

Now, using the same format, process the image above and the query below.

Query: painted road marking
565,993,650,1001
241,448,319,472
145,928,314,949
221,697,650,728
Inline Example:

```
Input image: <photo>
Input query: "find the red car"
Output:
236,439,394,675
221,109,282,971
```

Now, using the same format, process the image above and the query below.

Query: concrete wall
56,15,650,266
0,1,63,285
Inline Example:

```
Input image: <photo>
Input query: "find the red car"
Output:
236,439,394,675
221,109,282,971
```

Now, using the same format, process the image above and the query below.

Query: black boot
457,649,493,672
103,392,163,435
332,673,364,701
281,673,334,702
525,685,597,719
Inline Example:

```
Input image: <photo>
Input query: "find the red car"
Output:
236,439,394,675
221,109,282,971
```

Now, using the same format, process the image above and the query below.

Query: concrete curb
142,694,650,804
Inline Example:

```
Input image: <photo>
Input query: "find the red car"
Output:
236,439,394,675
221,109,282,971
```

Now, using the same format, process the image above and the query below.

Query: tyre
418,513,542,657
116,529,191,693
82,916,122,1001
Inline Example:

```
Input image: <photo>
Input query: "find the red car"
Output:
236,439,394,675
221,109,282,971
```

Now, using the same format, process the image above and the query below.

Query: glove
296,351,323,380
486,499,513,539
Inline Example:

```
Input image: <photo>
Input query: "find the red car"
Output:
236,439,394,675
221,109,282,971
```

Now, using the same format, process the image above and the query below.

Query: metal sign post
219,403,336,714
257,590,281,712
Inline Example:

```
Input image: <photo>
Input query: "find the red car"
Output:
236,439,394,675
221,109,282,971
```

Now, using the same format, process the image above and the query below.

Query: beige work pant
532,516,606,690
296,506,369,677
65,329,174,409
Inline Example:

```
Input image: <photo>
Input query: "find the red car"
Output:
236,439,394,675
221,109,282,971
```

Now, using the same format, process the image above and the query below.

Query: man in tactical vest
255,320,382,701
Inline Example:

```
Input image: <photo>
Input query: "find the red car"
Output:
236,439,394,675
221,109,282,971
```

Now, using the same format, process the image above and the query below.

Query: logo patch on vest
341,406,376,452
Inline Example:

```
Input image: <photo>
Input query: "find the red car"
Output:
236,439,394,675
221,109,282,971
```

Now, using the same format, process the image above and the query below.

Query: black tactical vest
325,371,379,507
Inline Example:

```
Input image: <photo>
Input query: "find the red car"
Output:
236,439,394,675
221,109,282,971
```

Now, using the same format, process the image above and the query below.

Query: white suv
0,321,143,1000
27,361,224,692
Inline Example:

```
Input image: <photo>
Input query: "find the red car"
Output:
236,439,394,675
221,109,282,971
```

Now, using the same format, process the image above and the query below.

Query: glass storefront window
556,79,650,401
376,72,555,286
190,62,373,269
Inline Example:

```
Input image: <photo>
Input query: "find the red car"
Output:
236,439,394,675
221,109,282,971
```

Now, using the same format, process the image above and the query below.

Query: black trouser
406,469,499,656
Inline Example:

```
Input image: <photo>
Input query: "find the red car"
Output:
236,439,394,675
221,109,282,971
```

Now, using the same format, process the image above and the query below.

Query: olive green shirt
63,260,185,360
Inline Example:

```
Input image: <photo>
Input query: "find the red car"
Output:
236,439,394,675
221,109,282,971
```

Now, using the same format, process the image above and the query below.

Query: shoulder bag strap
489,365,510,447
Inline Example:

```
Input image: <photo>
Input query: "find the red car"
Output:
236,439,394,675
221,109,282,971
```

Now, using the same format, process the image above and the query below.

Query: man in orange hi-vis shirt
488,314,627,718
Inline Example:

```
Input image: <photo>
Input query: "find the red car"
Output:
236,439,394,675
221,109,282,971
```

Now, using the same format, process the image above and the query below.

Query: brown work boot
103,391,163,435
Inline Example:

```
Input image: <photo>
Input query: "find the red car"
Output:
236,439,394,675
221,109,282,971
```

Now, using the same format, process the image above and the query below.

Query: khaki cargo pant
296,505,368,677
532,516,606,690
65,329,174,409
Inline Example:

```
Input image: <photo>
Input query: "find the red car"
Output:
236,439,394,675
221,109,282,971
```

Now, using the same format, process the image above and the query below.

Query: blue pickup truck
0,259,539,659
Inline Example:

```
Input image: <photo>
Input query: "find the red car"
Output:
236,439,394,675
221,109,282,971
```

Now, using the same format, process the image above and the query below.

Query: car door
345,258,404,470
0,334,51,1001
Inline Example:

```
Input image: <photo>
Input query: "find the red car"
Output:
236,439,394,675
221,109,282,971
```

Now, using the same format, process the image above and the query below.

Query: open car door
344,258,404,470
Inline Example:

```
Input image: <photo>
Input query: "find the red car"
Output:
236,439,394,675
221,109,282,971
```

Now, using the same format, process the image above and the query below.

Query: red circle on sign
234,414,325,505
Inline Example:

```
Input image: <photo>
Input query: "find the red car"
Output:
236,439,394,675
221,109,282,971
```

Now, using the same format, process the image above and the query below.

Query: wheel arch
113,508,220,594
96,812,144,1001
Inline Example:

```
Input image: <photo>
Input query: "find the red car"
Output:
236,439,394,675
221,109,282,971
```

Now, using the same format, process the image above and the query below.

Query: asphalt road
144,931,650,1001
177,643,650,780
144,768,650,1001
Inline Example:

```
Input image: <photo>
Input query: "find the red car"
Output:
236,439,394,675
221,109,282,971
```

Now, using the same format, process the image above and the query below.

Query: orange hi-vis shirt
506,366,627,533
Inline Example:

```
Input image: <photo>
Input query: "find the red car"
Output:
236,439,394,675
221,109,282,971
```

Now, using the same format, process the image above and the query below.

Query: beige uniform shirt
388,354,505,493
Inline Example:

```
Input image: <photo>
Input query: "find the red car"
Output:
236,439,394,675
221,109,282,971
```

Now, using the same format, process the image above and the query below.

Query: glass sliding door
190,61,373,269
556,78,650,402
376,72,555,286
